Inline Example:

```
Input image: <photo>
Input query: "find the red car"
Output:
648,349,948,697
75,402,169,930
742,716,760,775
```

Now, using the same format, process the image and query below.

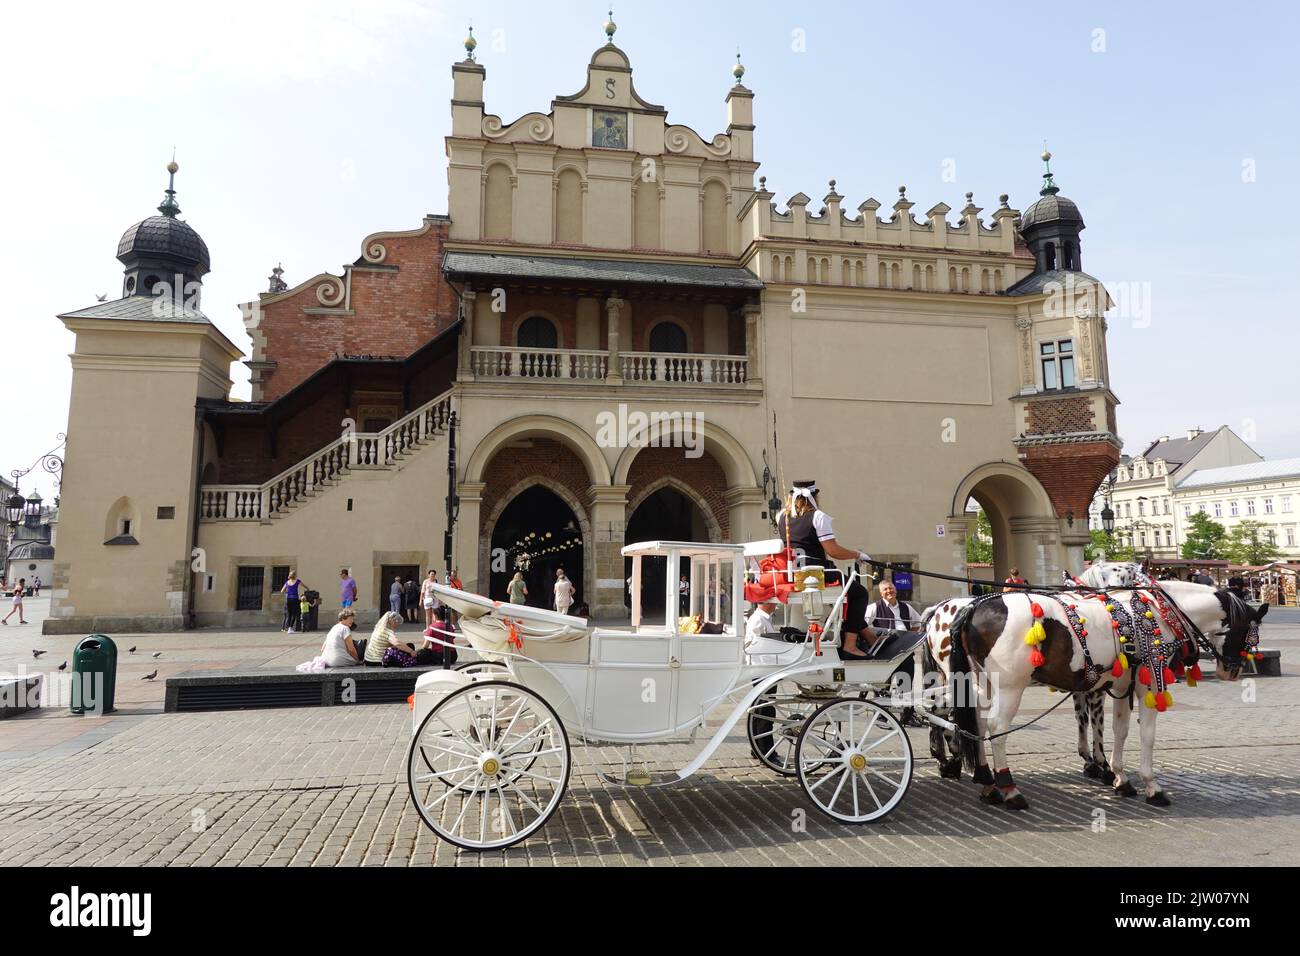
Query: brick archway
480,476,594,608
627,475,723,542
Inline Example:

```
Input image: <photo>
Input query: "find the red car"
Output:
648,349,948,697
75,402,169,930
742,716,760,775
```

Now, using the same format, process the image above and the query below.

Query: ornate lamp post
6,436,65,576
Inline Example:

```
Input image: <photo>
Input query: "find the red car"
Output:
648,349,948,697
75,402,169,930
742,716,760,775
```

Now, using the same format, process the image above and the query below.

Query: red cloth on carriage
744,548,799,604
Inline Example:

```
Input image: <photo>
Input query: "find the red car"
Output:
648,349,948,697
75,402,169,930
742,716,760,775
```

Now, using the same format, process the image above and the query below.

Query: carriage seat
867,629,926,663
741,539,844,606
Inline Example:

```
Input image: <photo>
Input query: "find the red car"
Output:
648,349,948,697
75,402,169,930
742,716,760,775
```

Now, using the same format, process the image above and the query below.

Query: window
1199,503,1207,514
1288,528,1296,547
204,574,215,593
1264,497,1274,514
1283,496,1293,513
1166,530,1173,546
1124,502,1132,518
516,315,558,349
1266,530,1276,545
157,506,175,520
1039,339,1075,390
648,321,688,353
236,567,264,611
121,518,132,536
1183,504,1192,518
1140,531,1147,546
1138,500,1145,516
270,566,291,592
1230,500,1239,516
1247,499,1256,515
1213,501,1222,518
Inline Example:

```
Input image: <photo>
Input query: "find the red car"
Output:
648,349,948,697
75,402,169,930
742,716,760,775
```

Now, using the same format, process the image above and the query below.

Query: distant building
1175,458,1300,560
4,498,56,588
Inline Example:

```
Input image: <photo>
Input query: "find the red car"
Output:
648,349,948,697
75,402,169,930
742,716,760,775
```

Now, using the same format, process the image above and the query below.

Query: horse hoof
939,759,962,780
1115,781,1138,798
1100,769,1117,786
979,788,1004,805
1146,792,1172,807
1083,762,1102,779
1004,793,1029,811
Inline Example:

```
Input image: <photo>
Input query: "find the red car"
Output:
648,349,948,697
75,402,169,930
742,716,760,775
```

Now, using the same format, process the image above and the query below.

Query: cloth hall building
47,23,1122,633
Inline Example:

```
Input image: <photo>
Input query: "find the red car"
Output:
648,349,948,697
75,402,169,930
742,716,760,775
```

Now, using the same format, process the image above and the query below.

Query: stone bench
1,675,43,719
164,664,451,713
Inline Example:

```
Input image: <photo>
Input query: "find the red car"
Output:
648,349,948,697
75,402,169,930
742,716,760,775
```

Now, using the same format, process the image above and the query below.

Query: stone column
605,295,625,384
588,483,631,619
741,302,762,386
456,480,485,594
457,289,477,382
724,486,766,544
944,514,976,600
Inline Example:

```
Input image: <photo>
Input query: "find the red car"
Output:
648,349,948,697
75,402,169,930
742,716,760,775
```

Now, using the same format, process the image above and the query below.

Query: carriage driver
776,480,878,660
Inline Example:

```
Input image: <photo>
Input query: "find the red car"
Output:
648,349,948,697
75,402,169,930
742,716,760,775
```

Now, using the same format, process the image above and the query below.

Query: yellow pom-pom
1144,610,1155,619
1143,690,1156,709
1105,603,1114,612
1029,620,1046,644
1163,691,1174,708
1119,655,1129,672
1025,632,1037,646
1079,616,1086,625
1187,677,1197,688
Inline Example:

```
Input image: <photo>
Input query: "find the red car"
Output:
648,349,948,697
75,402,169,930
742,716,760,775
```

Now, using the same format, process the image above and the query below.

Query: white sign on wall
936,524,946,538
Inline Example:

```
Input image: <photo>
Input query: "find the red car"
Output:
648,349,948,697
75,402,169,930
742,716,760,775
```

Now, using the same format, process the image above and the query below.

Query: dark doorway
489,485,584,610
379,564,420,614
625,486,712,623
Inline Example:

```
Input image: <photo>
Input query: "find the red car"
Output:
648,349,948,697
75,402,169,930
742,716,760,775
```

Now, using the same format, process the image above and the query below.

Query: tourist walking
280,570,303,633
389,575,404,616
507,571,528,605
339,568,357,609
32,576,41,596
1,578,27,625
404,576,420,623
553,569,575,615
421,570,440,628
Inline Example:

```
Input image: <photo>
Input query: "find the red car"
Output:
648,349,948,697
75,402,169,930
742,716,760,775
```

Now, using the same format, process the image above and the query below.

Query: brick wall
1025,395,1095,435
626,447,730,539
1021,440,1121,521
257,219,458,402
479,439,593,532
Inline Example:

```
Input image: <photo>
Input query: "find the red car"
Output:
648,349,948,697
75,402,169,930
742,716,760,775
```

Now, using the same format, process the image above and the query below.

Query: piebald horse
924,578,1265,808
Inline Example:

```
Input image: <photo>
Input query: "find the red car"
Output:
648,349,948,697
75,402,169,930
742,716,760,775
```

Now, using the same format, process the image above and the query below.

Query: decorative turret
268,263,287,294
116,160,210,301
1019,149,1085,273
604,9,617,42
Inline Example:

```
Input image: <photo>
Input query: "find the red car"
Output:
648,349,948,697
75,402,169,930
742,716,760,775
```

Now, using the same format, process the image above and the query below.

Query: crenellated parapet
742,179,1030,292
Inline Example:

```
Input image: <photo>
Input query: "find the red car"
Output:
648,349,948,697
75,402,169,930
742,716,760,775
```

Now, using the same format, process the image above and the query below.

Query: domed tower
1019,150,1084,274
116,161,211,302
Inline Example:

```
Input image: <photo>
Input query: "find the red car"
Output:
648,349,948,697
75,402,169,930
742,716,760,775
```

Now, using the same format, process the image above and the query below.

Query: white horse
1077,560,1143,589
924,581,1264,808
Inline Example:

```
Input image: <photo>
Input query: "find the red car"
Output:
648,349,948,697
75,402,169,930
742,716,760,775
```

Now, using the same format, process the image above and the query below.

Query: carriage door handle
669,656,681,669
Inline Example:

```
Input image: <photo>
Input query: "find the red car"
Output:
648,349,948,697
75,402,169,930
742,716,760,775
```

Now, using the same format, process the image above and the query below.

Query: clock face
592,110,628,149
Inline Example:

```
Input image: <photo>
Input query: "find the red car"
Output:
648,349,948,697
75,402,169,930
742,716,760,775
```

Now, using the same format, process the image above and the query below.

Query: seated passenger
745,600,778,648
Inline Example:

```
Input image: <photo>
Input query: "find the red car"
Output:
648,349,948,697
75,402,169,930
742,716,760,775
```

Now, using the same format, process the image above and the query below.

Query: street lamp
1101,503,1115,534
4,491,25,531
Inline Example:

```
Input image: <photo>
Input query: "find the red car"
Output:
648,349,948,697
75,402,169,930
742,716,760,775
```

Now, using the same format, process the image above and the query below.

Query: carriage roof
620,540,746,559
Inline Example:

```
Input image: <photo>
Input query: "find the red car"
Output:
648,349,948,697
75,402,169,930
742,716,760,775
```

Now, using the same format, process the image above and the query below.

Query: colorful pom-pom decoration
1111,657,1125,678
1030,602,1044,619
1190,664,1203,681
1138,665,1152,686
1144,610,1155,619
1162,667,1176,685
1143,690,1157,709
1105,603,1115,612
1029,648,1045,668
1155,693,1168,713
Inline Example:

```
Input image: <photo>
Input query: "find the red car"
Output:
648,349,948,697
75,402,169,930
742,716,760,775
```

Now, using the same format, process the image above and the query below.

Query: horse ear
1254,602,1269,622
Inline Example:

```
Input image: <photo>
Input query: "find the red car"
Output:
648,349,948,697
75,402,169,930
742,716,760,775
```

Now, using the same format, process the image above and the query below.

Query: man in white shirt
744,601,778,647
862,580,919,648
554,569,576,615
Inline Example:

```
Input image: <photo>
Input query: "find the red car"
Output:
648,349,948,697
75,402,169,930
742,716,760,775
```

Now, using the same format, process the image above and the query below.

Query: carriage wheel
747,682,813,776
408,680,569,850
796,697,912,824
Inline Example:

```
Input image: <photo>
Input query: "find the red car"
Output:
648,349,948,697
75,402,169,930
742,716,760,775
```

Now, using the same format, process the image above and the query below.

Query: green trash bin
70,634,117,715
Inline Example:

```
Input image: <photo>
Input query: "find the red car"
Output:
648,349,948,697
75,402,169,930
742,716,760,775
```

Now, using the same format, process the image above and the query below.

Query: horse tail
947,600,983,771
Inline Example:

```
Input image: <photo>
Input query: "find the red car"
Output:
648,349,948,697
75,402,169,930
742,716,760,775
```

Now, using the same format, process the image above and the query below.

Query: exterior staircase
199,389,454,522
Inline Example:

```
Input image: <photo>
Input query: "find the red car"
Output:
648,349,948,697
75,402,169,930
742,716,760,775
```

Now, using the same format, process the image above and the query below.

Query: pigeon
96,293,107,302
32,649,46,658
128,646,137,653
142,670,158,681
58,661,68,671
152,652,162,658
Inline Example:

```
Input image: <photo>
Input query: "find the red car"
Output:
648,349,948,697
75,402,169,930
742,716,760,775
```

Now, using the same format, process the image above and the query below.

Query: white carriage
407,539,928,850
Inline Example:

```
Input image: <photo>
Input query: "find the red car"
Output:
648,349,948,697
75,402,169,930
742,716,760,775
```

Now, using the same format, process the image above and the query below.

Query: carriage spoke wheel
747,683,812,776
796,697,912,824
408,680,569,850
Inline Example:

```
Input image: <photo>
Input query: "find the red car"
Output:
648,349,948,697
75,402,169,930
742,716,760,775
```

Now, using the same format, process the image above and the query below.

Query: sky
2,0,1298,502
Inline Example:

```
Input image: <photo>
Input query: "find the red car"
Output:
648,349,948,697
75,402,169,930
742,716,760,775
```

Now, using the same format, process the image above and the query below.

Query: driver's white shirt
744,605,774,645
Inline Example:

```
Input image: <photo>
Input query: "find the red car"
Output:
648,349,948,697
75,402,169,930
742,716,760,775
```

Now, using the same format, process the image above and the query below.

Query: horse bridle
1139,576,1242,671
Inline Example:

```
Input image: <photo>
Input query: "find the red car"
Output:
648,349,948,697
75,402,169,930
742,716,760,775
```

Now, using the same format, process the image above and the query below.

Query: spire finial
1039,145,1059,196
733,48,745,84
464,25,477,60
604,9,616,41
158,153,181,218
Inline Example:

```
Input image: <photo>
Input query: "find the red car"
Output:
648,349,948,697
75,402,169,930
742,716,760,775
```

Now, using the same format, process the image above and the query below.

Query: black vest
777,509,829,567
870,601,911,631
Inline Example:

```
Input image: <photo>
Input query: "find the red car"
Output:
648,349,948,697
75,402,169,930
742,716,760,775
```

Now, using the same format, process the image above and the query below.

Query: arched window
1044,242,1057,271
517,315,558,349
648,321,688,353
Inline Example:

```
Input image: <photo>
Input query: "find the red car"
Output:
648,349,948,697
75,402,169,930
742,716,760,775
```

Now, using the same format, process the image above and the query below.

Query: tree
966,509,993,565
1181,512,1228,560
1224,520,1282,566
1085,529,1136,562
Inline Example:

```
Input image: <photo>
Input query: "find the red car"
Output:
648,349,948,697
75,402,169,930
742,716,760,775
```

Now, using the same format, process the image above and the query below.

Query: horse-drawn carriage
407,539,932,850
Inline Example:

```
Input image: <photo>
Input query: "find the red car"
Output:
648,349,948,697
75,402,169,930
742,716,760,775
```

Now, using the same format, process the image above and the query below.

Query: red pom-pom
1081,629,1088,638
1030,602,1044,618
1190,664,1203,681
1138,665,1152,686
1112,658,1124,678
1155,694,1168,713
1139,594,1150,603
1029,648,1045,668
1163,667,1176,685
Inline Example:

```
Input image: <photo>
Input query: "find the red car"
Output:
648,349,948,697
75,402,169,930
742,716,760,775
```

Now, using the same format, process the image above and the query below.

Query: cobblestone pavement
2,605,1298,866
